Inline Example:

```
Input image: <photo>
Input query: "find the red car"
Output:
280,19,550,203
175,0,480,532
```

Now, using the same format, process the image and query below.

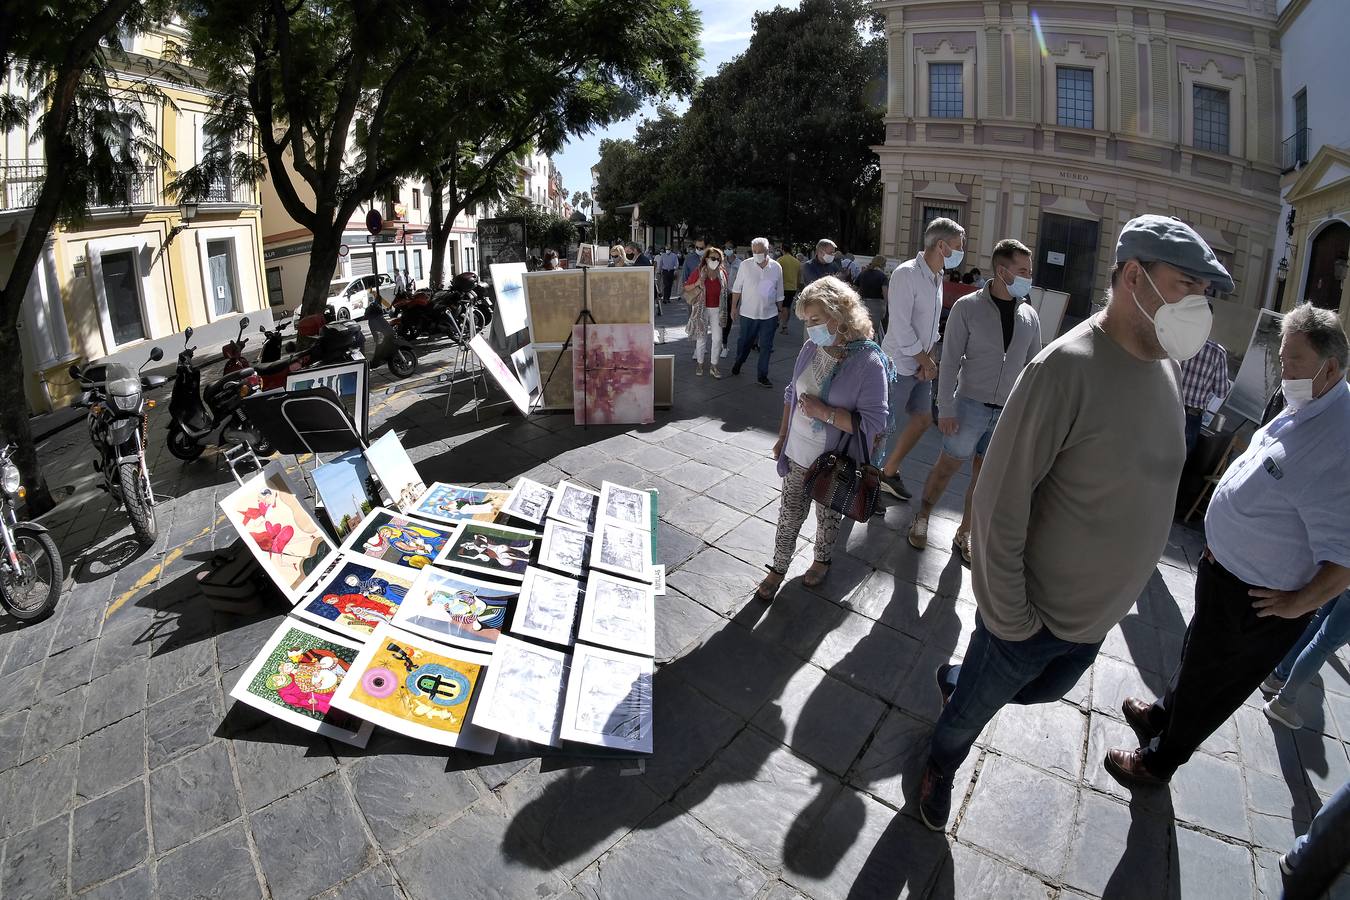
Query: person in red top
685,246,727,377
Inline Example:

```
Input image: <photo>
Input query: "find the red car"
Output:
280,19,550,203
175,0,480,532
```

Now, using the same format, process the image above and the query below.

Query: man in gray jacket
907,239,1041,563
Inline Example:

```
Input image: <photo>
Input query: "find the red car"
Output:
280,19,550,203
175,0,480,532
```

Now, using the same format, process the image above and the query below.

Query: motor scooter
220,317,253,376
165,321,272,461
365,299,418,377
254,318,367,390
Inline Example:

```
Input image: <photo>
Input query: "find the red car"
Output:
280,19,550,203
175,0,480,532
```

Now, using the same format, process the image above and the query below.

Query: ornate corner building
872,0,1283,338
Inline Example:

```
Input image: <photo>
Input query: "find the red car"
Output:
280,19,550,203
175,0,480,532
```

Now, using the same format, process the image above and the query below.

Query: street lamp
1276,257,1288,282
164,198,199,247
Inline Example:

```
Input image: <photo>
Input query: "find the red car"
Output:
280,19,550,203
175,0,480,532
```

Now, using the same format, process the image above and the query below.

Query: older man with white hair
729,237,785,387
1108,302,1350,788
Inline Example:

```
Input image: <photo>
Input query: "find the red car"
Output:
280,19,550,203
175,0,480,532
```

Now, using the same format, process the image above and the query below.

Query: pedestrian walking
1107,302,1350,787
721,244,741,358
855,255,889,340
907,239,1041,563
778,244,801,335
1277,778,1350,899
915,214,1232,831
801,238,843,287
543,248,562,270
757,276,894,601
1178,333,1230,453
608,245,628,267
876,217,965,501
729,238,784,388
629,242,651,267
1262,591,1350,729
659,246,680,307
684,246,727,377
681,239,705,287
393,267,408,297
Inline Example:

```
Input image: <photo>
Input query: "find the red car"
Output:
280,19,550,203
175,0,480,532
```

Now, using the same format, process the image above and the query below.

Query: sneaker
1261,674,1286,696
1264,696,1304,730
935,663,958,708
710,366,722,379
952,530,972,565
908,515,929,550
757,377,773,389
1279,854,1294,877
879,473,911,501
731,363,742,376
695,363,703,376
917,761,954,831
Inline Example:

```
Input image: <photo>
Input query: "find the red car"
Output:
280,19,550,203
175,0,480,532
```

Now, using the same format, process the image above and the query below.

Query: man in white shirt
658,247,680,308
729,237,785,387
878,217,966,500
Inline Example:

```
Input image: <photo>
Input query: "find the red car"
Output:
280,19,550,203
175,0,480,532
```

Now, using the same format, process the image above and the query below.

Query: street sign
365,209,383,235
366,234,395,244
338,244,349,258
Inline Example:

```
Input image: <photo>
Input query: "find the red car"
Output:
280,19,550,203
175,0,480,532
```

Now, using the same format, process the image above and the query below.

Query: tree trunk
427,170,446,288
298,223,347,318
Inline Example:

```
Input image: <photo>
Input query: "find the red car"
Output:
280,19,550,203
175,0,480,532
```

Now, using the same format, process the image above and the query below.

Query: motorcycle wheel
118,460,157,546
389,347,418,378
462,307,486,338
167,426,206,462
0,524,63,621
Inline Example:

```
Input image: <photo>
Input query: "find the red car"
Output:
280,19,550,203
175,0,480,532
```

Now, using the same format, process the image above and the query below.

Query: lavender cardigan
778,341,892,478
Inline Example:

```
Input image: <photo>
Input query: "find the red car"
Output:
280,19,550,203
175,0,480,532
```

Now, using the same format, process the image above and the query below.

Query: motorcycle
70,346,166,546
446,270,494,338
220,316,253,377
365,299,418,378
393,288,461,342
166,321,273,462
0,443,63,621
254,317,366,390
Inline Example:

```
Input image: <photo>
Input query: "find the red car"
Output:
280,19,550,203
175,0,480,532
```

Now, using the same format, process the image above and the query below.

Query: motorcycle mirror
149,346,164,362
240,316,250,329
69,363,81,380
184,326,194,342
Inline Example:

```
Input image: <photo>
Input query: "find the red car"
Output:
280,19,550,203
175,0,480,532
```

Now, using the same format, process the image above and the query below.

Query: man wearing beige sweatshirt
915,215,1233,831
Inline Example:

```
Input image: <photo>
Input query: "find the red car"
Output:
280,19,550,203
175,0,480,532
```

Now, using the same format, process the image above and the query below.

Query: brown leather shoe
1122,697,1160,743
1104,748,1169,787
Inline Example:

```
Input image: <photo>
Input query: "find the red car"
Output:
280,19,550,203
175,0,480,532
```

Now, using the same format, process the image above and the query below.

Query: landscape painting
366,430,427,512
312,449,380,540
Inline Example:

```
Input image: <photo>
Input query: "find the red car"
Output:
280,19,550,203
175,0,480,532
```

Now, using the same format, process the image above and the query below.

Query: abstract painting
538,519,590,578
340,507,454,572
287,360,369,440
391,567,519,651
330,623,497,753
502,477,553,525
547,480,600,531
598,481,651,531
436,521,541,582
365,430,427,513
312,449,380,540
1225,308,1284,424
229,619,373,747
589,521,652,583
524,269,585,344
410,483,508,526
577,571,655,657
219,462,334,603
291,554,413,641
572,324,654,426
489,261,529,339
511,346,540,401
560,643,652,754
470,636,567,747
510,566,581,646
470,334,530,415
585,267,654,326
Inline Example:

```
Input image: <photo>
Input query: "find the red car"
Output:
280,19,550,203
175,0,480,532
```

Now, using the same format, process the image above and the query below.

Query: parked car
326,274,395,320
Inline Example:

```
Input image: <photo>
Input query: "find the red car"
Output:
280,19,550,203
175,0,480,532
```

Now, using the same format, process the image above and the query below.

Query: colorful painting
291,553,413,641
312,449,380,540
287,360,369,440
410,483,508,526
340,507,454,571
330,623,498,753
578,571,656,657
585,266,654,326
524,269,585,344
502,477,553,525
598,481,651,531
589,521,652,583
560,643,653,754
538,519,590,578
229,620,373,747
470,333,530,415
391,567,519,651
436,521,540,583
547,480,599,531
572,324,654,426
366,430,427,513
511,566,581,646
470,636,567,747
219,462,334,603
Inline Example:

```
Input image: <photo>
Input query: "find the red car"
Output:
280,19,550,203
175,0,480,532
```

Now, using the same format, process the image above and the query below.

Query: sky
553,0,799,206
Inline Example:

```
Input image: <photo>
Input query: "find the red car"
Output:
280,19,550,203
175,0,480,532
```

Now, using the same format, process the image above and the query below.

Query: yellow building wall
1282,179,1350,328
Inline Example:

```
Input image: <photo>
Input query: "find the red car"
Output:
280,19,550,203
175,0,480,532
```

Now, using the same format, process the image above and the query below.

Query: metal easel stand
530,264,597,427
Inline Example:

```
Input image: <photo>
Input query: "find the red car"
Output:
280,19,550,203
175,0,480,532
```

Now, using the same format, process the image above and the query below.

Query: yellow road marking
104,517,223,619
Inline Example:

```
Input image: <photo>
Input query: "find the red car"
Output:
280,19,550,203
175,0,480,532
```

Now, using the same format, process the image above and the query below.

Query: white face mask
943,246,964,270
1134,267,1213,360
753,253,766,264
706,259,721,272
806,322,836,346
999,268,1033,300
1283,359,1329,411
821,253,835,264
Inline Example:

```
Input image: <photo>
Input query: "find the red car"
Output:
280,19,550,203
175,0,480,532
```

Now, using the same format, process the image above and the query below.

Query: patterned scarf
811,338,900,465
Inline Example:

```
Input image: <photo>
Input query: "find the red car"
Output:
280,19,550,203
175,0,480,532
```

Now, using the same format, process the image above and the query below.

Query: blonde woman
757,276,895,601
684,246,728,377
608,245,628,266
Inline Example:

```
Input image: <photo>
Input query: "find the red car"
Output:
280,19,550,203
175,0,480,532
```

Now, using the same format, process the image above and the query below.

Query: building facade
0,22,269,413
874,0,1284,344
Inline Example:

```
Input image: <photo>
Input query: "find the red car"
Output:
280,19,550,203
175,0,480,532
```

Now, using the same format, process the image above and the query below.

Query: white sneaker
1263,696,1304,730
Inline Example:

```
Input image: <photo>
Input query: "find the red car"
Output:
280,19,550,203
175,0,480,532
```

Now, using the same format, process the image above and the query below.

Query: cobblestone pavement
4,302,1349,899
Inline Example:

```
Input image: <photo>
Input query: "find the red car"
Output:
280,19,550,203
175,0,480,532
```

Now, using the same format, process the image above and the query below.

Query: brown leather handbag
802,411,881,522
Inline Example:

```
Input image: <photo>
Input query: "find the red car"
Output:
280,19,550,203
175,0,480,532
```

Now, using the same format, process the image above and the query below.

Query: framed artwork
329,623,498,753
469,333,530,415
502,477,554,525
524,269,585,344
365,430,427,513
489,261,529,340
585,266,654,326
532,344,574,410
287,360,369,441
436,521,541,583
598,481,651,531
410,483,508,526
589,521,652,583
291,553,414,641
559,643,653,754
511,566,581,646
577,571,655,657
391,567,519,651
311,449,380,540
572,324,654,426
229,620,373,748
654,355,674,409
470,636,567,747
219,462,334,603
511,346,541,402
547,480,600,531
537,519,590,578
1224,308,1284,424
339,507,455,572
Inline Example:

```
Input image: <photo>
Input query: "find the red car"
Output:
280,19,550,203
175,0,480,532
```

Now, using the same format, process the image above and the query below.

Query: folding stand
532,264,596,426
238,387,366,491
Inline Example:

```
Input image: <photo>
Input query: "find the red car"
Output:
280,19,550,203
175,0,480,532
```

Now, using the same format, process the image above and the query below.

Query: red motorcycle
220,317,254,376
253,316,366,390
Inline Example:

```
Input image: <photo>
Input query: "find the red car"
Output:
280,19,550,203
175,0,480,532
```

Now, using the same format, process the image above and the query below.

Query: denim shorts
890,373,932,417
941,396,1001,461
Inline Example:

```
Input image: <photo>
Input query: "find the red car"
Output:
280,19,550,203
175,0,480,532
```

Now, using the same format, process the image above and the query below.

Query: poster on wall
469,333,530,415
573,324,654,426
489,262,529,340
286,360,369,440
219,462,335,603
477,217,527,268
1224,308,1285,424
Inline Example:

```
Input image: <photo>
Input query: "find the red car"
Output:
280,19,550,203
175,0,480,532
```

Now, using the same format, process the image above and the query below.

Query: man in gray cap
913,214,1232,832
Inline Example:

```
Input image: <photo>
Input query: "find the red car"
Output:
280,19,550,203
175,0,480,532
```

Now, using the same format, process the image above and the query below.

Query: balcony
1281,128,1309,174
202,175,242,204
1,163,158,212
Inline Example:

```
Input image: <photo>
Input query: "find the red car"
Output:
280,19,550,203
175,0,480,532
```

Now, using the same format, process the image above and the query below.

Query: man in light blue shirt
658,247,680,307
1108,302,1350,787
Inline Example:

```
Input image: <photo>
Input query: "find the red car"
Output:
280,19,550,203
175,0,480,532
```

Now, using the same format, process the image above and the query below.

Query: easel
532,264,597,427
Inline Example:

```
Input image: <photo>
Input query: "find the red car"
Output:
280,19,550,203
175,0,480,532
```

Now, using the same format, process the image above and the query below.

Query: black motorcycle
365,300,418,377
166,320,272,461
70,346,166,546
0,443,63,621
446,270,494,338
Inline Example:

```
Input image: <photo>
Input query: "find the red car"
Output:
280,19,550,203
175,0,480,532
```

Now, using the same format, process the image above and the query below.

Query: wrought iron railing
202,175,237,203
0,163,158,211
1281,128,1309,173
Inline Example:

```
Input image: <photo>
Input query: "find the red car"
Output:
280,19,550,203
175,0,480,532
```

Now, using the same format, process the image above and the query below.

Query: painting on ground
340,507,454,572
366,430,427,512
410,483,508,526
436,521,541,583
560,643,653,753
577,571,655,657
312,449,380,540
572,324,654,426
510,566,581,646
537,519,590,578
502,477,553,525
391,567,520,651
598,481,651,531
219,461,334,603
330,623,498,753
291,553,413,641
469,334,530,415
547,480,600,531
589,521,652,583
470,636,567,747
532,345,574,410
229,620,373,747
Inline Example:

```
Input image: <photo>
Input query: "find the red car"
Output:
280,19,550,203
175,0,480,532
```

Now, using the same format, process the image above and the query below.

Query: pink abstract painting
572,324,654,425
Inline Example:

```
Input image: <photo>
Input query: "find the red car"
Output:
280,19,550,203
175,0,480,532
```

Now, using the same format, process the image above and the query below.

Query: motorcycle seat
253,357,298,377
141,374,168,389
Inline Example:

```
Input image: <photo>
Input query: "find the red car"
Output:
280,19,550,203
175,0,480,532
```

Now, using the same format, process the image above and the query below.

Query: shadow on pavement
1104,788,1181,900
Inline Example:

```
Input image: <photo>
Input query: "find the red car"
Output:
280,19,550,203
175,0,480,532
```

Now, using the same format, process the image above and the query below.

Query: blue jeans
1184,412,1202,454
1273,593,1350,703
941,396,1001,461
734,316,777,380
930,613,1101,776
1284,779,1350,899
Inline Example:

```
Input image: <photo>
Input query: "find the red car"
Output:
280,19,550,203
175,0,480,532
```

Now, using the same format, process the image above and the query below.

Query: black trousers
660,269,675,303
1143,554,1313,777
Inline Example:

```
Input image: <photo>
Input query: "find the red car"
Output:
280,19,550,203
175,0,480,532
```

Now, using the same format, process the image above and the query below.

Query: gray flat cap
1115,214,1234,293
